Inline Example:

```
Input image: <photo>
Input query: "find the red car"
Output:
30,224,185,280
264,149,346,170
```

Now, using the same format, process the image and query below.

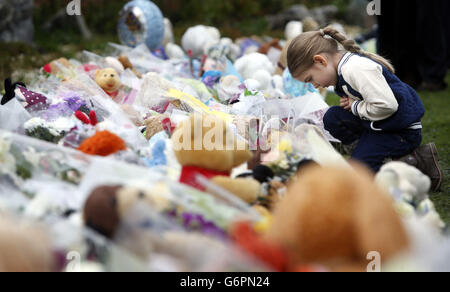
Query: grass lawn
327,77,450,225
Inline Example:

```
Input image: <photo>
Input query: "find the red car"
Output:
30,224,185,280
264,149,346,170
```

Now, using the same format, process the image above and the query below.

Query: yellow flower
277,140,293,154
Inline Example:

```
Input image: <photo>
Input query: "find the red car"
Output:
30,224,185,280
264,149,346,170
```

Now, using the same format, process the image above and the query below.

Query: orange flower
78,131,126,157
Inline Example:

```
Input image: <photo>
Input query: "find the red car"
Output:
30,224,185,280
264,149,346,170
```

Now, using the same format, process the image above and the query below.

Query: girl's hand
340,97,355,112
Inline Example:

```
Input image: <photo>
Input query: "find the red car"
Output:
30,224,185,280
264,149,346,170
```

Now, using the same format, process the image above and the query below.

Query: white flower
24,117,46,130
24,117,74,136
0,136,16,173
279,159,289,170
23,147,42,167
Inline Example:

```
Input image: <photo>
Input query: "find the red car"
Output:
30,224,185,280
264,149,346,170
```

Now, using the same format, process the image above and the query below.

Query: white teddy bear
285,21,303,40
181,25,221,58
234,53,275,91
376,162,445,229
162,18,175,47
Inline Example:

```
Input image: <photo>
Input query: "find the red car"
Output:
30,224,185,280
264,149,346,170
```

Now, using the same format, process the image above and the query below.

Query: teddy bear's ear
95,69,102,79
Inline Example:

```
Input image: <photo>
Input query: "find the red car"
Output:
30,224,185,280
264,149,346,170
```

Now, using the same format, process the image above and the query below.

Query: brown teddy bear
258,39,283,55
265,164,410,272
83,185,171,239
95,68,122,98
172,114,261,203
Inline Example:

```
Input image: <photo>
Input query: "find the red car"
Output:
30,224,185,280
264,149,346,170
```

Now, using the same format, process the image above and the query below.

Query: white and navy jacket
335,52,425,132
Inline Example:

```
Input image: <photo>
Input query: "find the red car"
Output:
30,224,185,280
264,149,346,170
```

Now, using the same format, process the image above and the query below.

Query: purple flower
44,93,87,120
61,93,87,111
181,212,227,238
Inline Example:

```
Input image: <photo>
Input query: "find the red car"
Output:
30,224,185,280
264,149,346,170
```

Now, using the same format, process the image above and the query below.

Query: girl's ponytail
322,26,395,73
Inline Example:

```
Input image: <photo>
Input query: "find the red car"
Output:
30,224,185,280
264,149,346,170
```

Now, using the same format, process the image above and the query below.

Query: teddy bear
285,21,303,41
83,185,141,239
181,25,221,58
375,162,445,229
0,216,56,272
43,58,73,75
257,39,283,55
83,186,260,271
171,114,261,204
95,68,122,98
234,53,275,86
265,164,410,272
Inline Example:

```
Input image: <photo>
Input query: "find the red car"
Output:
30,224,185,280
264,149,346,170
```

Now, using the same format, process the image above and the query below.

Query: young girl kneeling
287,27,442,191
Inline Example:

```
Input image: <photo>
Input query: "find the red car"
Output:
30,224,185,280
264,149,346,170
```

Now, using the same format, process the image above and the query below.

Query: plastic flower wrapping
0,18,448,271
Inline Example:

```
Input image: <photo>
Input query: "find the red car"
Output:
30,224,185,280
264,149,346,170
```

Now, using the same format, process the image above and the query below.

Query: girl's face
295,54,338,89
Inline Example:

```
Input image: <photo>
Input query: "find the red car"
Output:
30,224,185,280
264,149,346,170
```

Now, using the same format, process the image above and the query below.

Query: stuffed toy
162,18,174,47
83,185,171,239
376,162,445,229
376,162,431,205
78,131,127,157
75,110,98,126
95,68,122,98
43,58,73,75
165,43,186,60
14,85,49,111
234,53,275,90
257,39,283,55
285,21,303,41
0,216,56,272
118,55,142,78
105,56,125,74
266,164,410,272
83,185,123,239
1,78,25,105
171,114,261,203
181,25,221,58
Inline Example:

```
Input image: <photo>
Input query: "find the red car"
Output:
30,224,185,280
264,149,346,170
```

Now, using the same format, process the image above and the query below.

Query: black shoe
398,143,443,192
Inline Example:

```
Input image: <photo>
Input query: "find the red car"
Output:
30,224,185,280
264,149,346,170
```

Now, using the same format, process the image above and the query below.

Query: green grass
327,76,450,225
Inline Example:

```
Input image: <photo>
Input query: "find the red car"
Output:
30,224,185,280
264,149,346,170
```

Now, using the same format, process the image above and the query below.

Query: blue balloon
118,0,165,51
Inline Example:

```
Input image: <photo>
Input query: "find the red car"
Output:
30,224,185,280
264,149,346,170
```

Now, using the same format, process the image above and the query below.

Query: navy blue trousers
324,106,422,172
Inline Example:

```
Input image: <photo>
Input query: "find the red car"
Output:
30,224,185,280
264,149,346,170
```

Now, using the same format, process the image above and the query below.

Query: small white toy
181,25,221,58
376,162,445,229
105,57,125,74
165,43,185,59
285,21,303,40
162,18,175,46
234,53,275,88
